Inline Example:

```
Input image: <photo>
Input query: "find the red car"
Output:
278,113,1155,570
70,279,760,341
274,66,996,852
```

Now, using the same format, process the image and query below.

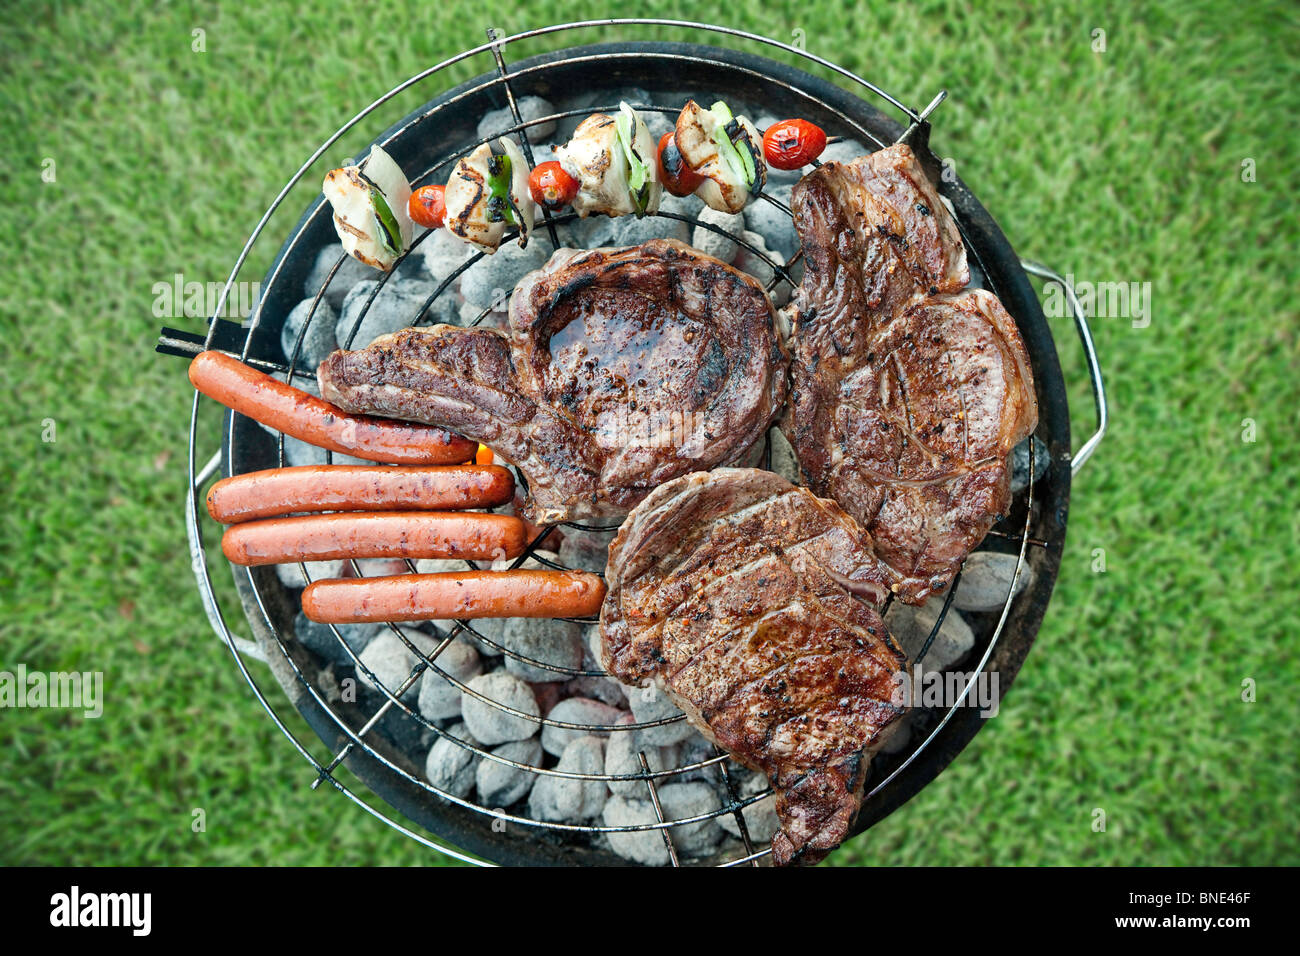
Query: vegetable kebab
320,99,830,269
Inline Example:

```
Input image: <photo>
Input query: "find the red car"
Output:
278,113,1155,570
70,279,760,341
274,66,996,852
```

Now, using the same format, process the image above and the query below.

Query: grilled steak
783,145,1038,603
600,468,907,866
318,240,789,524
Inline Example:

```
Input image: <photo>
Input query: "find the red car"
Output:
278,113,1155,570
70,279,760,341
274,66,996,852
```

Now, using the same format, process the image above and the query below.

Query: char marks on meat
783,145,1038,603
600,468,907,866
318,240,788,524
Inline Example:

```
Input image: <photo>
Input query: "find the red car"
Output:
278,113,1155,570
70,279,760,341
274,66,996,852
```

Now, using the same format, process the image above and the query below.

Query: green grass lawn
1,0,1296,866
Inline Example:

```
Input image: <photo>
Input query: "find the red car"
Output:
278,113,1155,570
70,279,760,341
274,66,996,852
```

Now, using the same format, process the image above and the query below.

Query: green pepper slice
485,153,518,226
707,102,756,190
616,107,652,216
358,169,403,255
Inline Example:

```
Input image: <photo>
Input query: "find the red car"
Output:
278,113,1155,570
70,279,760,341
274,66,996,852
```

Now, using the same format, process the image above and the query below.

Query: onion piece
321,145,414,272
675,100,766,213
554,105,662,219
444,138,538,254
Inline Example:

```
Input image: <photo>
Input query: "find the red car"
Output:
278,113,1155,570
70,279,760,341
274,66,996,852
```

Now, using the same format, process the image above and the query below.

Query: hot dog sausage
221,512,526,566
301,570,607,623
206,465,514,524
188,350,476,465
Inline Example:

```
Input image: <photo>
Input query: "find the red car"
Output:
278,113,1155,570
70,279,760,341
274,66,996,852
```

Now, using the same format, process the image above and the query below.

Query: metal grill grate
171,19,1106,866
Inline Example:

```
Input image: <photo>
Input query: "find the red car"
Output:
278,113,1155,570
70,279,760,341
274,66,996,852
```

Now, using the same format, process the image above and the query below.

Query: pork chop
318,240,789,524
783,145,1038,603
600,468,907,865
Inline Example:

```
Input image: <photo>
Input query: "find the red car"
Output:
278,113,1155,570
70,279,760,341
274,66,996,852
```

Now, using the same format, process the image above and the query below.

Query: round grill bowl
185,31,1102,866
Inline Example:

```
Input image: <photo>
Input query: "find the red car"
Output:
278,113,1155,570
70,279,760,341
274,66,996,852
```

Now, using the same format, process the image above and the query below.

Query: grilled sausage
221,512,526,566
206,465,515,524
301,570,607,623
188,350,476,465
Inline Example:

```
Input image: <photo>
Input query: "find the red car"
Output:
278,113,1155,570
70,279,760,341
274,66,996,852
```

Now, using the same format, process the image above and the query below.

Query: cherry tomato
656,131,705,197
528,161,580,208
762,119,828,170
408,184,447,229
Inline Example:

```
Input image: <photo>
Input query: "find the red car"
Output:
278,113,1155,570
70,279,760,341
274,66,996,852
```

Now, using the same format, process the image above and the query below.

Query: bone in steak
318,240,789,524
600,468,907,865
782,145,1038,604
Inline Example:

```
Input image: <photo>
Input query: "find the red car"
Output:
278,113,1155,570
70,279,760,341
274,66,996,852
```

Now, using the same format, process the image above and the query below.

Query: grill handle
1020,260,1107,474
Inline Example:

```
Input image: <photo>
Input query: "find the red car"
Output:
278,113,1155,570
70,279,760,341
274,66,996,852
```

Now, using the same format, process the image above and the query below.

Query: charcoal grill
160,19,1107,866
